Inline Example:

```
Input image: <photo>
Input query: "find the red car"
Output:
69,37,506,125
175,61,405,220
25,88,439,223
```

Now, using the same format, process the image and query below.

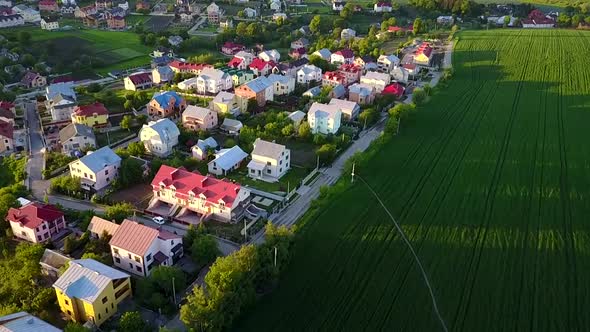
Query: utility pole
244,219,247,242
172,276,177,306
274,246,277,267
351,162,355,184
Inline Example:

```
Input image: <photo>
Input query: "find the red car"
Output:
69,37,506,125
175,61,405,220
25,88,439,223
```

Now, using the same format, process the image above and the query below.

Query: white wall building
68,147,121,192
307,102,341,135
139,119,180,157
247,138,290,182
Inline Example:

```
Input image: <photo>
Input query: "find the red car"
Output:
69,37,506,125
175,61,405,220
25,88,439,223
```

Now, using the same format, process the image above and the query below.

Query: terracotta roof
127,72,152,85
0,105,14,119
169,60,213,72
416,43,433,57
0,101,14,111
0,120,13,139
403,63,416,70
109,219,159,256
6,202,63,229
152,165,242,208
339,63,361,73
88,216,120,237
21,71,41,85
73,102,108,117
323,71,346,82
228,57,243,68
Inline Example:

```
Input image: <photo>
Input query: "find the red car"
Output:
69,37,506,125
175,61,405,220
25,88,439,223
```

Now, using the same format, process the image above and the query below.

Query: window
37,235,42,241
146,254,152,262
115,257,120,263
102,296,108,304
64,299,69,305
136,266,143,273
113,248,119,254
128,253,132,259
67,310,72,315
267,169,271,174
105,169,109,175
111,303,114,309
98,314,101,320
89,174,94,180
266,161,271,166
105,307,108,314
21,231,26,237
42,224,47,230
134,256,141,263
279,160,282,165
129,263,133,268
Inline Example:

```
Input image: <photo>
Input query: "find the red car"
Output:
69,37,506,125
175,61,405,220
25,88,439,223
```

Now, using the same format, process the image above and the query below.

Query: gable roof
252,138,286,160
168,60,213,72
127,72,152,85
383,82,405,97
73,102,108,117
221,118,243,130
87,215,120,237
40,248,71,271
249,58,273,71
0,119,13,139
268,73,293,85
46,82,76,101
308,102,341,119
313,48,331,59
183,105,214,121
0,312,61,332
59,123,95,143
53,259,129,303
288,110,305,123
198,67,229,81
152,90,184,108
334,49,354,58
362,71,390,82
143,118,180,141
211,145,248,170
244,76,272,93
0,101,15,112
213,91,235,104
109,219,159,255
21,71,41,85
329,98,359,113
228,56,243,67
75,146,121,173
298,64,321,75
6,202,63,229
193,137,218,152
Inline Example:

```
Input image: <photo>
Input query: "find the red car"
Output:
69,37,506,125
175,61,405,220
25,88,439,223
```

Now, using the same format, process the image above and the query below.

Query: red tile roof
152,165,242,208
228,57,243,68
290,47,306,55
0,101,15,112
249,58,273,71
0,120,13,139
109,219,159,256
73,102,109,117
339,63,361,73
323,71,346,81
39,0,57,5
376,2,391,6
6,202,64,229
382,83,405,98
416,43,433,57
128,72,152,85
335,49,354,59
21,71,41,86
403,63,416,70
169,60,213,72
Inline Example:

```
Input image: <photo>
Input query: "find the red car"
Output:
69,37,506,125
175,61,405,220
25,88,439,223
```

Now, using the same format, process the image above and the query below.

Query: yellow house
53,259,132,327
211,91,241,115
71,102,110,127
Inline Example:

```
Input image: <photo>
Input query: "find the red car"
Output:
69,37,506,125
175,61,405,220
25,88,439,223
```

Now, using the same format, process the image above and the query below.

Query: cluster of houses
74,0,130,30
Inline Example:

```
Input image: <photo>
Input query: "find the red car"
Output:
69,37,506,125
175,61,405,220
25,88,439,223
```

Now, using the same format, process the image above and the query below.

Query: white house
313,48,332,61
247,138,290,182
391,65,409,83
182,105,218,131
329,98,360,120
243,7,257,17
12,5,40,23
332,0,345,11
69,147,121,192
139,119,180,157
177,77,199,90
196,68,233,95
377,54,400,73
46,83,77,121
360,71,391,93
272,12,287,21
268,74,295,95
297,64,322,84
208,145,248,176
0,14,24,28
374,2,392,12
308,102,341,135
41,17,59,30
59,123,96,155
341,28,356,41
191,137,218,160
331,49,354,65
258,49,281,62
235,51,255,66
270,0,281,11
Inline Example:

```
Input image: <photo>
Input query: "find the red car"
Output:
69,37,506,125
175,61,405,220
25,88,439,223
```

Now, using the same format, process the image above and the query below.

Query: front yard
225,165,309,194
96,129,134,147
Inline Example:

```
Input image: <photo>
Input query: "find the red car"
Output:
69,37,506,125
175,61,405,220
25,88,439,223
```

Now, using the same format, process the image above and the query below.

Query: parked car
152,216,166,225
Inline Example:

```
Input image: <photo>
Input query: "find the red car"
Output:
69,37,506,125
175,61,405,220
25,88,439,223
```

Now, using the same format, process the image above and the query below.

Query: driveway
25,100,50,199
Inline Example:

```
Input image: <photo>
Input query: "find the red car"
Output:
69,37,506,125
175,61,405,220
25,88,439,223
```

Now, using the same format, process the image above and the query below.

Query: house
211,91,240,115
74,4,95,18
40,17,59,30
135,0,150,11
341,28,356,41
207,2,219,24
270,0,281,11
152,65,174,84
329,98,360,120
373,1,391,12
109,219,183,277
88,215,119,239
348,83,375,105
151,165,251,223
0,14,24,28
106,14,125,29
303,86,321,98
249,58,273,77
227,56,246,70
168,61,213,75
377,54,400,73
40,248,71,280
288,110,305,128
71,102,109,127
290,37,309,50
208,145,248,176
235,76,274,107
268,74,295,95
69,147,122,192
322,71,347,87
227,69,255,86
59,123,96,155
191,137,218,160
182,105,218,131
95,0,112,10
124,72,152,91
313,48,332,61
332,0,345,11
168,35,183,47
82,13,100,27
243,7,256,17
0,101,15,123
402,63,417,76
308,102,341,134
272,12,287,21
289,47,307,60
147,91,186,118
220,118,243,135
391,65,409,83
297,64,322,84
360,71,391,93
414,42,433,66
61,3,76,14
220,17,233,29
20,71,47,89
436,15,453,25
140,119,180,157
6,202,65,243
298,25,311,35
522,9,554,28
0,120,13,153
338,63,362,86
355,55,376,68
11,5,39,22
39,0,58,12
258,49,281,62
247,138,290,182
0,312,62,332
117,0,128,11
221,42,245,55
331,49,355,65
152,46,175,58
46,83,77,121
328,83,344,98
54,259,132,327
177,77,199,90
0,7,15,15
382,82,405,98
196,68,233,95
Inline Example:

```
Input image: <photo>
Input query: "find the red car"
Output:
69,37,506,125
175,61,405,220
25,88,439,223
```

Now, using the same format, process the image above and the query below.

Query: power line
352,164,449,332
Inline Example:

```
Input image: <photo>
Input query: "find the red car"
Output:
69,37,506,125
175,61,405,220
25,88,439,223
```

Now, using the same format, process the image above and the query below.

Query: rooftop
87,216,120,237
6,202,63,229
252,138,287,160
74,146,121,173
0,312,61,332
109,219,159,256
59,123,95,143
73,102,108,117
211,145,248,171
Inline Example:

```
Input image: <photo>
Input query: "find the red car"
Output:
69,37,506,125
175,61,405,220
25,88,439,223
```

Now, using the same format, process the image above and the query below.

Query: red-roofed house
109,219,183,276
124,72,153,91
0,120,14,153
331,49,355,65
414,42,433,65
382,82,405,98
150,165,251,223
289,47,307,60
72,102,109,127
522,9,555,28
322,71,347,87
39,0,59,12
338,63,362,86
168,61,213,75
6,202,65,243
221,42,245,55
249,58,274,76
374,1,392,12
21,71,47,89
0,101,15,123
228,57,245,70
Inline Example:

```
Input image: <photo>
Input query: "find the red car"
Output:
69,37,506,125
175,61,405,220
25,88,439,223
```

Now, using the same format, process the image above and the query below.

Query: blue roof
152,91,184,108
211,146,247,171
77,147,121,173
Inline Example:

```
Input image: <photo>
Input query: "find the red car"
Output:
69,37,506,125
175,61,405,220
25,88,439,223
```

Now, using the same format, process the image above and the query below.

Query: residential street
24,100,50,200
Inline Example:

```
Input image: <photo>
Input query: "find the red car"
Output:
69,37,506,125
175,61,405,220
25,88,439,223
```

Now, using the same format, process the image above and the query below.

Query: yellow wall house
53,259,132,327
71,102,109,128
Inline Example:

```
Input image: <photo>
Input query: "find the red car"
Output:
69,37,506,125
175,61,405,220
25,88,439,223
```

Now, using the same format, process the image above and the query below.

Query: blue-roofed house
53,259,132,327
329,84,347,99
147,91,187,118
303,85,321,98
208,145,248,176
0,312,62,332
139,119,180,157
192,137,218,160
151,65,174,84
68,146,122,191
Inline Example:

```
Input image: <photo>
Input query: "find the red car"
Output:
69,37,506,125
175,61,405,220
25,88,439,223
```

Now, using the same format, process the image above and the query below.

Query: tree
572,14,584,27
224,138,236,147
81,252,109,264
17,31,31,44
123,100,134,112
281,124,294,137
117,157,145,187
120,114,133,130
104,202,134,223
413,18,423,34
298,121,311,140
64,322,90,332
126,141,146,156
236,22,248,36
581,2,590,14
340,5,353,19
412,87,426,105
310,15,322,34
503,15,511,27
191,234,220,266
150,266,187,298
557,13,571,27
119,311,146,332
316,143,337,163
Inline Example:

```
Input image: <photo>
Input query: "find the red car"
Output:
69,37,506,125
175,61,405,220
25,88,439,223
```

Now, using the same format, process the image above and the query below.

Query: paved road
25,101,50,199
15,77,117,101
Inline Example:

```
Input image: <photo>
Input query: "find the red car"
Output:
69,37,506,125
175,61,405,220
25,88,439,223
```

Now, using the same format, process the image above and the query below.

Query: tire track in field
455,32,533,331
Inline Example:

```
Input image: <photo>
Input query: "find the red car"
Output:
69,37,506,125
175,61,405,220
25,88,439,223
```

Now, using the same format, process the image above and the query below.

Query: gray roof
40,249,71,271
210,145,247,170
59,123,95,143
252,138,286,160
268,74,293,85
46,83,76,101
309,102,341,119
0,312,62,332
330,84,346,98
313,48,332,59
53,259,129,303
199,67,229,81
212,91,235,104
221,118,243,130
245,76,272,93
195,137,218,152
76,146,121,173
303,86,321,97
183,105,214,121
144,118,180,142
288,110,305,123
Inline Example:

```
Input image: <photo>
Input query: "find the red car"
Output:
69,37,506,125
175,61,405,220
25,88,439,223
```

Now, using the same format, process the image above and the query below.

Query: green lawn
225,166,309,194
96,129,134,147
237,29,590,331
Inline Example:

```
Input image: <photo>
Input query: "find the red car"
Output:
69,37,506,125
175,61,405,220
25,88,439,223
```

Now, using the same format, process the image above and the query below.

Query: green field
237,29,590,331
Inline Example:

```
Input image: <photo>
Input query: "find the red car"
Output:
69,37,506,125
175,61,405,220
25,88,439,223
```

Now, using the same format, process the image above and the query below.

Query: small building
40,17,59,30
177,77,199,91
147,91,187,118
39,0,59,12
268,74,295,96
249,58,274,77
140,119,180,157
211,91,240,115
207,2,220,24
377,54,400,73
243,7,256,17
303,86,321,98
382,82,405,98
312,48,331,61
106,15,125,30
0,120,13,153
168,35,183,47
272,12,287,21
59,123,97,155
290,37,309,50
522,9,554,28
289,47,307,60
247,138,290,182
168,60,213,75
71,102,109,127
331,49,354,65
45,83,77,121
436,15,453,25
391,65,409,83
68,147,122,192
182,105,218,131
308,102,341,135
258,49,281,62
221,41,244,55
208,145,248,176
124,72,152,91
191,137,218,160
288,110,305,128
332,0,345,11
414,42,433,66
297,64,322,84
40,248,71,280
340,28,356,41
0,312,62,332
0,14,24,28
88,215,119,239
338,63,362,86
21,71,46,89
270,0,281,11
235,76,274,107
329,98,360,120
53,259,132,327
354,55,376,69
95,0,112,10
152,65,174,84
220,118,243,135
360,71,391,93
348,83,375,105
330,84,346,99
373,1,392,12
196,68,233,95
6,202,66,243
12,5,41,23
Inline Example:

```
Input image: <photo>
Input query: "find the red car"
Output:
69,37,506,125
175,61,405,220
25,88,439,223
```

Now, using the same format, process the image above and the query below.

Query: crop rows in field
237,29,590,332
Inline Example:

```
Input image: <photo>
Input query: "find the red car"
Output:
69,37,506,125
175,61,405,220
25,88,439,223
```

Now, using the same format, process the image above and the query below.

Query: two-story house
377,54,400,73
307,102,342,134
69,146,122,192
151,65,174,84
110,220,183,277
59,123,96,155
46,83,77,121
71,102,109,127
322,71,347,87
40,17,59,30
6,202,66,243
207,2,219,23
207,145,248,176
124,72,153,91
168,61,213,75
21,71,47,88
297,64,322,84
211,91,241,115
290,37,309,50
0,120,13,153
182,105,218,131
338,63,362,86
341,28,356,41
268,74,295,96
360,71,391,93
247,138,290,182
139,119,180,157
147,91,187,118
258,49,281,62
53,259,132,327
196,68,233,95
331,49,354,65
391,65,409,83
249,58,274,77
347,83,376,105
329,98,360,120
234,76,274,108
191,137,218,160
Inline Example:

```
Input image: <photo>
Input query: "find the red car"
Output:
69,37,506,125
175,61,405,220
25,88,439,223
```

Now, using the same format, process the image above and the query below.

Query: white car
152,216,166,225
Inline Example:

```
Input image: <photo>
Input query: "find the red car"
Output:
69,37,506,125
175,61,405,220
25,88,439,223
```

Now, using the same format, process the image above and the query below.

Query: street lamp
351,163,448,332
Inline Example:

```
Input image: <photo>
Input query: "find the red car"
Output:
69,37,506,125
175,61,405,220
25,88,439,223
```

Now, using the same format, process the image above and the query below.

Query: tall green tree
119,311,147,332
